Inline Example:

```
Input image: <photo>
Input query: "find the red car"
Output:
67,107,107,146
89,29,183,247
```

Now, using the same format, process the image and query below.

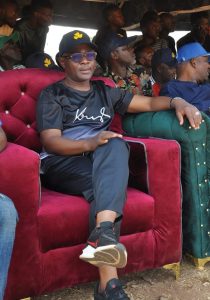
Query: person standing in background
16,0,53,62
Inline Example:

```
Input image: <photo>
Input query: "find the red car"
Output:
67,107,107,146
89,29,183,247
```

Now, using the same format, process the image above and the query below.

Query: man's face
1,41,22,63
194,56,210,83
159,63,176,83
161,15,175,33
60,44,96,82
3,3,19,27
113,45,136,66
146,20,160,39
198,17,209,36
108,9,125,28
138,47,154,67
35,7,53,27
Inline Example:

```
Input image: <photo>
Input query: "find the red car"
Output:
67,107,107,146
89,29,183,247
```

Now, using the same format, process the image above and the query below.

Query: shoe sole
79,243,127,268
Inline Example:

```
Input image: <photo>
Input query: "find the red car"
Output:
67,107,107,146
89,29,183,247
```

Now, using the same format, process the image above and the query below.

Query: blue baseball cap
177,42,210,63
99,32,137,60
59,30,97,56
152,48,177,68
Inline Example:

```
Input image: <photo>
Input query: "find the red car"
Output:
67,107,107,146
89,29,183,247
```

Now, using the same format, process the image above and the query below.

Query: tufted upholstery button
26,124,31,128
201,224,203,227
21,91,25,96
5,110,9,114
201,204,203,206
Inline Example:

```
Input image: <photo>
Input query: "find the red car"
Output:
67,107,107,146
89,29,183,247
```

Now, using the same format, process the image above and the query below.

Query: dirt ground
34,256,210,300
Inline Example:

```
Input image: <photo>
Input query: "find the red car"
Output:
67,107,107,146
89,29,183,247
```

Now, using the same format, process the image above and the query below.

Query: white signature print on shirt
74,107,111,123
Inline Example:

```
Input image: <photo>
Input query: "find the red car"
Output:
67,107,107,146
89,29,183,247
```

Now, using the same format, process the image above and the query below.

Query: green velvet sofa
123,111,210,268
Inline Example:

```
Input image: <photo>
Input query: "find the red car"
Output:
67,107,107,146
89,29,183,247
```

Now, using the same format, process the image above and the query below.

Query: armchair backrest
0,69,117,152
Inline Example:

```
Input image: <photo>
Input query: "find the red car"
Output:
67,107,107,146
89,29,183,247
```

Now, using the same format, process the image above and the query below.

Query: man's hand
87,131,123,151
171,97,202,129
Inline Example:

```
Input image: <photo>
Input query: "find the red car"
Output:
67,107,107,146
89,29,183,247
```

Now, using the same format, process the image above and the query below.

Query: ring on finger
195,111,201,116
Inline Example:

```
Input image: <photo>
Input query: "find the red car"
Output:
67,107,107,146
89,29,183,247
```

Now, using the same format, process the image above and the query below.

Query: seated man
99,32,145,95
161,42,210,115
151,48,177,96
0,121,18,300
36,30,201,300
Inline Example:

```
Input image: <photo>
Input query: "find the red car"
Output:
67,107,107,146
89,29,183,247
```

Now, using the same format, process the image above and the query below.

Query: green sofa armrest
123,111,210,260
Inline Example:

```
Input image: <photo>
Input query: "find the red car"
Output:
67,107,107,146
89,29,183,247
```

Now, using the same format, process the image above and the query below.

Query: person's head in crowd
159,13,175,35
190,12,209,43
24,0,53,28
135,45,154,67
140,10,160,42
0,31,22,70
58,30,97,82
0,0,19,27
102,4,125,30
99,32,136,73
176,42,210,84
152,48,177,85
25,52,61,70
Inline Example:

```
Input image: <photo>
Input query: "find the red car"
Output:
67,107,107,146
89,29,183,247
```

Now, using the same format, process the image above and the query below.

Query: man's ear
58,57,66,69
190,58,196,68
110,50,118,60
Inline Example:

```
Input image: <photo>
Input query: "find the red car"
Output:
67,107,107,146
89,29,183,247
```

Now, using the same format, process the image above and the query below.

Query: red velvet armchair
0,69,182,300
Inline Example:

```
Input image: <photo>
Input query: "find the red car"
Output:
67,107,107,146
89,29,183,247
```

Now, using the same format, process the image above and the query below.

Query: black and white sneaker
79,222,127,268
94,278,130,300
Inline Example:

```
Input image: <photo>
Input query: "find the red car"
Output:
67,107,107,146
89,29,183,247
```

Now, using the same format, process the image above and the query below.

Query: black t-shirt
37,80,133,143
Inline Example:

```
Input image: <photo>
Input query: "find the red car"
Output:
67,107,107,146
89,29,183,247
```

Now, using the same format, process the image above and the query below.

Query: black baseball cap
152,48,177,68
99,32,137,60
59,30,97,56
25,52,61,70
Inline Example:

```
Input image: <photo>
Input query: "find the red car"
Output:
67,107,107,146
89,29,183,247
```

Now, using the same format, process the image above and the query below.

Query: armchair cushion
38,187,154,252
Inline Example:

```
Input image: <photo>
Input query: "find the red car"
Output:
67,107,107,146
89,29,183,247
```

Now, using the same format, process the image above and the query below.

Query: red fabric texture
0,69,182,300
38,187,154,252
152,82,161,96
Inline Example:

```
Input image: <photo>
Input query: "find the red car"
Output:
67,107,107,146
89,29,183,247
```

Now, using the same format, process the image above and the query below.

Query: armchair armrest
123,111,210,259
124,136,182,265
0,142,40,219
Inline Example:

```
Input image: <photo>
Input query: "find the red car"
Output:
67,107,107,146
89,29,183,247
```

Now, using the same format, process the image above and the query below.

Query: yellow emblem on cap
73,32,83,40
44,58,52,68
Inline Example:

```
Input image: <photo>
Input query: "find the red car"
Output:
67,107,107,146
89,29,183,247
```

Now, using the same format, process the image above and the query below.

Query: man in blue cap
161,42,210,115
36,30,201,300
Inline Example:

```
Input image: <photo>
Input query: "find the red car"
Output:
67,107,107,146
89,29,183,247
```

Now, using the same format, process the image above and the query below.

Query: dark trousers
41,138,129,234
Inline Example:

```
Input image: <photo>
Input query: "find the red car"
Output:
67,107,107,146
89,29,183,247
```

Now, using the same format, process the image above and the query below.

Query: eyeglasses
62,51,97,63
